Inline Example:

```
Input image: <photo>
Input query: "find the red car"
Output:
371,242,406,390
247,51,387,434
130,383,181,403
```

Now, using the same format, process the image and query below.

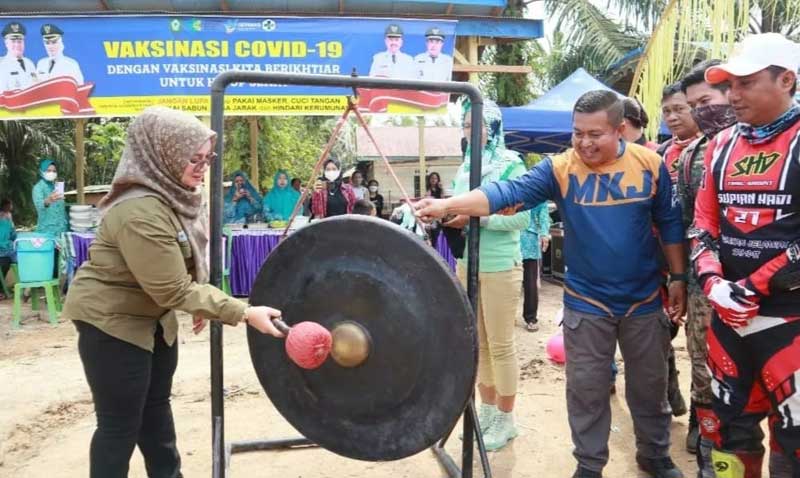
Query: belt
563,285,662,318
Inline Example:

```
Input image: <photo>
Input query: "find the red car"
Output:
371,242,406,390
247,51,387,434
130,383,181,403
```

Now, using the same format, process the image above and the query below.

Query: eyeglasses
189,151,217,171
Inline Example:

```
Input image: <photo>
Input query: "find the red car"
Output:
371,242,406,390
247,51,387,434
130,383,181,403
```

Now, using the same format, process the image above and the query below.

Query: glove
703,275,760,328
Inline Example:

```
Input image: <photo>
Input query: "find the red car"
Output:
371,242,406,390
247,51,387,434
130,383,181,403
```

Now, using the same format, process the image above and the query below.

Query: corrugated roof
357,126,462,159
0,1,543,40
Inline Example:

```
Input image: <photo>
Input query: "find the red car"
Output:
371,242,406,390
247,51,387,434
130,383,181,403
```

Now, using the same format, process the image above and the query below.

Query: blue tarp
501,68,620,154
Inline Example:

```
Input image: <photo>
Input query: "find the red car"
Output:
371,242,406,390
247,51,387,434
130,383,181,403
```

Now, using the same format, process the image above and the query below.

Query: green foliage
84,118,129,187
482,2,534,106
222,116,349,192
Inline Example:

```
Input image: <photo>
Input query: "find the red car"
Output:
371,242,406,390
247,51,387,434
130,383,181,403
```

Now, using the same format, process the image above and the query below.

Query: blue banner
0,16,456,118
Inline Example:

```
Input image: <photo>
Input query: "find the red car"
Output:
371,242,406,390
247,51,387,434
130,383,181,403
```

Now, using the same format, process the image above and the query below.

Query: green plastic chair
12,277,61,328
222,227,233,295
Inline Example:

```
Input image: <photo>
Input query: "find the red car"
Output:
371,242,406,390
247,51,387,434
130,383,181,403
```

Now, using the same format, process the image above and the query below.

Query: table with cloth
65,228,458,297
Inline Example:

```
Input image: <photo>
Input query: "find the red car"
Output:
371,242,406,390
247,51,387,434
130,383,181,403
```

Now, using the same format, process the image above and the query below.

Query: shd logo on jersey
731,152,781,177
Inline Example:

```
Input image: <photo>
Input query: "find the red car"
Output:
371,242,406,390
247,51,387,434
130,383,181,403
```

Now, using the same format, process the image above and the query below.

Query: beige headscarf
99,106,215,283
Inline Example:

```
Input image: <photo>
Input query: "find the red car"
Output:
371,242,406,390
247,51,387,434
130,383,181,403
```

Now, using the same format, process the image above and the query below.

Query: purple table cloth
71,233,94,268
229,230,282,297
434,231,457,273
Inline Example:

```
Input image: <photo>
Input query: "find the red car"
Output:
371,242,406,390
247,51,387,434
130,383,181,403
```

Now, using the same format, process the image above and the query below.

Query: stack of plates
69,205,99,232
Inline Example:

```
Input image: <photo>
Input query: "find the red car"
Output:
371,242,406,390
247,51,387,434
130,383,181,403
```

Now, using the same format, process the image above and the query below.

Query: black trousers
522,259,540,324
75,321,182,478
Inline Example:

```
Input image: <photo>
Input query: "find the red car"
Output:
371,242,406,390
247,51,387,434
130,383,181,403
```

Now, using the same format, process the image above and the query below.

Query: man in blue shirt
416,91,687,478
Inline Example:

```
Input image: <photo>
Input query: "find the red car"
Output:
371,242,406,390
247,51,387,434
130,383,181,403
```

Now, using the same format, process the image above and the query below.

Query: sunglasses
189,151,217,171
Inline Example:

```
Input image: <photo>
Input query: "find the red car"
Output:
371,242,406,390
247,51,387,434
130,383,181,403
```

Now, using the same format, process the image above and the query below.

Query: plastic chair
12,277,61,328
0,263,18,297
222,227,233,295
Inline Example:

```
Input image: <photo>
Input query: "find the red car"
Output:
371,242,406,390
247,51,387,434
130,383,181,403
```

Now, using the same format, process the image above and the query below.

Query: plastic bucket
15,233,56,282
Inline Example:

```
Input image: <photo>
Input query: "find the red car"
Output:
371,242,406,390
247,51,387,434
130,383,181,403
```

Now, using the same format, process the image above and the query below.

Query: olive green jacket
62,196,246,351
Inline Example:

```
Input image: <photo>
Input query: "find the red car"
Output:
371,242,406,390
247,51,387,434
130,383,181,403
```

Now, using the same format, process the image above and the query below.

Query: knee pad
696,405,722,448
711,448,764,478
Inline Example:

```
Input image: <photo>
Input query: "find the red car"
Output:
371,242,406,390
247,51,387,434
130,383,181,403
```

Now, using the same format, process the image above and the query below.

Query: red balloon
546,333,566,364
285,321,332,369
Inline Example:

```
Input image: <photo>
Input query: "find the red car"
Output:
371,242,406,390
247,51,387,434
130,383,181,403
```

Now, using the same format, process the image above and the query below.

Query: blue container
15,233,56,282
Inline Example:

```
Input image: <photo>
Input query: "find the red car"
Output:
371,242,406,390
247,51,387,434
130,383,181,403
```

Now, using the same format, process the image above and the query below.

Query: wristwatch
669,272,689,283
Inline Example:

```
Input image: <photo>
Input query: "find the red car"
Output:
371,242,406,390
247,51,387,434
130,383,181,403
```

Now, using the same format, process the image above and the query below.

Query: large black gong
247,215,477,461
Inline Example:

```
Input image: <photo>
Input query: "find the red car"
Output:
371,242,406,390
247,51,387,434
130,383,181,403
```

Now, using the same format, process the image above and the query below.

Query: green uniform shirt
676,136,709,293
62,196,246,352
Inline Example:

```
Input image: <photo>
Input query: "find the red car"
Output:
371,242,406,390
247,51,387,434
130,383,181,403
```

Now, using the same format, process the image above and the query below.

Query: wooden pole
418,116,426,198
467,36,479,85
249,117,259,188
75,119,86,204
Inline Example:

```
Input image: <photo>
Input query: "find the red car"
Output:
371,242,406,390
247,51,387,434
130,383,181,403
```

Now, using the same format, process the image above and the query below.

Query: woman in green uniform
62,106,284,478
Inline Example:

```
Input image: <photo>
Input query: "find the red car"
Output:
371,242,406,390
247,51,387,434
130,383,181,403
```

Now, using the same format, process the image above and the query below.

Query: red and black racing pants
705,315,800,472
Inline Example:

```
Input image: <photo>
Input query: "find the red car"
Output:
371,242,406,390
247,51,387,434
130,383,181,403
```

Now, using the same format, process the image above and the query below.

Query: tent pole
249,117,259,188
75,119,86,204
418,116,426,197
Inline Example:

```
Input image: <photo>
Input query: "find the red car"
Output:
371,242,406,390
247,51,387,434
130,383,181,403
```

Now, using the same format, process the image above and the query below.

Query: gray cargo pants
563,307,673,472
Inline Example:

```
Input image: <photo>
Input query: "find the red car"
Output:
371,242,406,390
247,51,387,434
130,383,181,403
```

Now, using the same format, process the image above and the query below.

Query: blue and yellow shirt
481,142,683,317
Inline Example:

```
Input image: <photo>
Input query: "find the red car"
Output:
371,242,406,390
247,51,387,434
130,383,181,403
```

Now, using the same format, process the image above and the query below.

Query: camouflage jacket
676,135,709,292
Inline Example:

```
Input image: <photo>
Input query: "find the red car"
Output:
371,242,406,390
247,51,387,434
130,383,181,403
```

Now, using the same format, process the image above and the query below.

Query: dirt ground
0,281,711,478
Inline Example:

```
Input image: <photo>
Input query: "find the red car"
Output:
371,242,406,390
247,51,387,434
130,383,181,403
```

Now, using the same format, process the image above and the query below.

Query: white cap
705,33,800,84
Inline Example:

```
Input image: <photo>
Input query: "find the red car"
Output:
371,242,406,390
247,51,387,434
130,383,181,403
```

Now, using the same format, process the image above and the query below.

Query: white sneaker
483,410,518,451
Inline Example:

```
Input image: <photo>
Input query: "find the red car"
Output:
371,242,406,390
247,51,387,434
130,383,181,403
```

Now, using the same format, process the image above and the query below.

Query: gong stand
209,72,488,478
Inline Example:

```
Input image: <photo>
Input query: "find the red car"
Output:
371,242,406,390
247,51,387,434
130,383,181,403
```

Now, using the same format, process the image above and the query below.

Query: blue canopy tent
500,68,620,154
501,68,671,154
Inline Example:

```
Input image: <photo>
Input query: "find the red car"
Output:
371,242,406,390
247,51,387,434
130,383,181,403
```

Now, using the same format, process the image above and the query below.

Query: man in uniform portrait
0,22,37,91
368,24,415,79
414,27,453,82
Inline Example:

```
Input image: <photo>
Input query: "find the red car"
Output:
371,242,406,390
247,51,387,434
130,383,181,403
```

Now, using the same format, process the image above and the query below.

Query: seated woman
263,170,301,221
311,158,356,218
0,198,16,298
223,171,262,224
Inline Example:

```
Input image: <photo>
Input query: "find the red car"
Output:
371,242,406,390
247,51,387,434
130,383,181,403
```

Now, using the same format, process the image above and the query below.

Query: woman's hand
192,315,206,334
244,306,286,337
314,180,325,192
540,236,550,253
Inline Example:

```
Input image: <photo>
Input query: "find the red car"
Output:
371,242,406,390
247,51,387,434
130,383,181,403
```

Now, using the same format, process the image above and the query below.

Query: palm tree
540,0,800,89
0,120,72,226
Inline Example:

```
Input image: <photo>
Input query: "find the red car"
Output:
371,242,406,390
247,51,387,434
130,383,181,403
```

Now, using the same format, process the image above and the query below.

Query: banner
0,16,457,119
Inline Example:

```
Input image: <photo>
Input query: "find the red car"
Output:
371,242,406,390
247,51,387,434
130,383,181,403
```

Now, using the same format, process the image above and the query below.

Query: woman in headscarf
520,201,551,332
32,158,68,278
448,98,529,451
223,170,262,224
61,106,284,478
311,158,356,218
263,170,301,221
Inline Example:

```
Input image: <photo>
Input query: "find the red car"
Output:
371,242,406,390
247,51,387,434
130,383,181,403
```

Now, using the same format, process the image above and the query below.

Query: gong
247,215,477,461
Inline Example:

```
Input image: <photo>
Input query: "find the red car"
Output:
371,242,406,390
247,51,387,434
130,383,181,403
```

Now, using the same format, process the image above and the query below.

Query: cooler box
15,233,56,282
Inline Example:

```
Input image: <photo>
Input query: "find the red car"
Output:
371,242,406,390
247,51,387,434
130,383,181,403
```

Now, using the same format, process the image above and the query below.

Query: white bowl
69,205,93,212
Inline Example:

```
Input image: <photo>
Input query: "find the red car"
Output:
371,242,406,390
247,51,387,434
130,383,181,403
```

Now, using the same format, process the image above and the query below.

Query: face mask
691,104,737,138
324,170,340,182
369,186,378,193
43,171,57,182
